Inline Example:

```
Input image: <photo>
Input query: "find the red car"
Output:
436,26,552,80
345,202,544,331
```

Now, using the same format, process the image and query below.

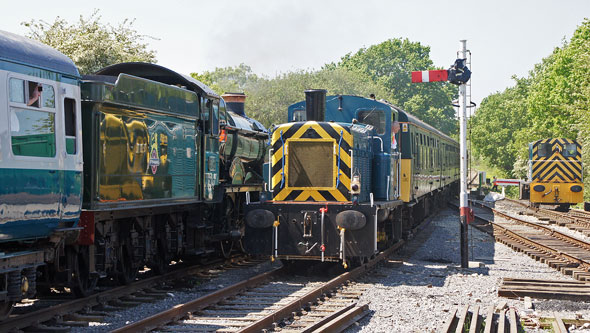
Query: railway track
111,238,410,332
112,207,447,332
503,198,590,234
468,200,590,281
0,256,261,332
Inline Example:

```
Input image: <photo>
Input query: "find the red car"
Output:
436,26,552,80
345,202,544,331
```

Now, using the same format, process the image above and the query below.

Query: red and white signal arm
495,179,521,186
411,70,448,83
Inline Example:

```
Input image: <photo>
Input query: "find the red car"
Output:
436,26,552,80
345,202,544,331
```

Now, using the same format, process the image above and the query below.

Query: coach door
59,84,83,224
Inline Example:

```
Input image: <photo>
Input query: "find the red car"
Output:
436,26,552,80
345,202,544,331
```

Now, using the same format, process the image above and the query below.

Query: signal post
412,40,472,268
457,40,469,269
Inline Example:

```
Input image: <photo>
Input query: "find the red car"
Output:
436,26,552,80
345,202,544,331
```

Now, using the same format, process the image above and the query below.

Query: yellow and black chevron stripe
271,121,352,202
532,138,582,182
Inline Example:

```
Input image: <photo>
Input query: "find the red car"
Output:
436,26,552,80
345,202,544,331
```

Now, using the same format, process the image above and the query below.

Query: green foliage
470,18,590,200
22,9,157,74
192,66,389,127
469,76,531,176
334,38,458,134
194,38,458,135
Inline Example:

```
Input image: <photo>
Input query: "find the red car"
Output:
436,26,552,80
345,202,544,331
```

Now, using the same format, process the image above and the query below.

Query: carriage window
357,109,385,135
563,143,577,158
9,79,55,108
40,84,55,108
64,98,76,154
9,78,25,103
10,108,56,157
537,143,551,157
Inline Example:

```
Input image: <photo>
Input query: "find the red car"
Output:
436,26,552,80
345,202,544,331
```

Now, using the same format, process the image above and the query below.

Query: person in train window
27,82,42,107
391,120,400,150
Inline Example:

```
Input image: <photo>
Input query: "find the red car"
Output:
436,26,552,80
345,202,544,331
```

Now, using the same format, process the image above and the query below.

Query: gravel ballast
71,259,280,332
345,207,590,332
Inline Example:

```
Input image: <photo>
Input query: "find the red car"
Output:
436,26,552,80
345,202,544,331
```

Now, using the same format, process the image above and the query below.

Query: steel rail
470,201,590,270
237,241,404,333
111,266,284,332
0,257,235,331
113,207,443,332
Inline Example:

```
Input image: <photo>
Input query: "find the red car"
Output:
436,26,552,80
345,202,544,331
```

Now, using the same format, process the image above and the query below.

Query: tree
192,64,260,96
334,38,458,135
192,66,389,127
469,76,532,176
22,10,157,74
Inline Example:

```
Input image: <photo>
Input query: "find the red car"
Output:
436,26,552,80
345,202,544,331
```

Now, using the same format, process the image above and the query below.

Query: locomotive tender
244,90,459,267
520,138,583,210
0,30,267,317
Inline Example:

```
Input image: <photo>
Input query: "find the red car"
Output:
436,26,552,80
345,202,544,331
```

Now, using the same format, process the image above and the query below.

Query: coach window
10,108,56,157
357,109,385,135
9,78,25,103
64,98,76,154
9,78,56,157
563,143,577,158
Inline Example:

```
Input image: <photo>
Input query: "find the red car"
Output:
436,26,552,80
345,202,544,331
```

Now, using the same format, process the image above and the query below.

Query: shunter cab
244,90,405,267
522,138,583,210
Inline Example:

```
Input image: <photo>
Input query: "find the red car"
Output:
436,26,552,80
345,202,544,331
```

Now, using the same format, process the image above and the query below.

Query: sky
1,0,589,106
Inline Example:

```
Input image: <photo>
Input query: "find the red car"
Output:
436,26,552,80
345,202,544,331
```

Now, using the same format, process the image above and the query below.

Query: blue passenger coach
0,30,83,315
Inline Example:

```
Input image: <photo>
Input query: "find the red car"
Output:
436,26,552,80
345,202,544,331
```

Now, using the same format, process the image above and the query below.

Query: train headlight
533,185,545,192
351,175,361,195
571,185,583,193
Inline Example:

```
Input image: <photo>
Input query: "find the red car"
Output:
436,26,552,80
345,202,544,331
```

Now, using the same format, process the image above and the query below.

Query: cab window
293,109,306,122
212,100,219,136
357,109,385,135
537,143,551,158
563,143,577,158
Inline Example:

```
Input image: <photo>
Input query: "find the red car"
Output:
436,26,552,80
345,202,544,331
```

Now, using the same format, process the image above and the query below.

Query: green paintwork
81,74,199,117
81,75,201,209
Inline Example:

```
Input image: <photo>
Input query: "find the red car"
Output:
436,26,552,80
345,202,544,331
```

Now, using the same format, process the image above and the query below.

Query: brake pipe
273,218,280,259
320,206,327,262
339,226,347,269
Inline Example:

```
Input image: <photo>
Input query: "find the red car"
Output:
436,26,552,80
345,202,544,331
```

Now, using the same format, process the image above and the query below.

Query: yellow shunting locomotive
521,138,583,210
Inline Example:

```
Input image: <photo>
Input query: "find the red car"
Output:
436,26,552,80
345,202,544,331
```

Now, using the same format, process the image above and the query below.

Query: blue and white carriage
0,30,83,315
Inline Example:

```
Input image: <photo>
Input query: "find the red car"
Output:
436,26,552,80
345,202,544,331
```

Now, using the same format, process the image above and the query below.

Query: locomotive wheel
0,301,13,320
219,240,234,259
117,244,137,285
69,247,98,297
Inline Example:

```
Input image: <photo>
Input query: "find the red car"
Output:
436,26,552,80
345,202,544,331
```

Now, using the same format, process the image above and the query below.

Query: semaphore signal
411,41,472,269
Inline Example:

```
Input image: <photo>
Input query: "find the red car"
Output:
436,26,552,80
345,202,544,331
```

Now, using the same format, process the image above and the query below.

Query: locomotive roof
95,62,219,99
0,30,80,77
